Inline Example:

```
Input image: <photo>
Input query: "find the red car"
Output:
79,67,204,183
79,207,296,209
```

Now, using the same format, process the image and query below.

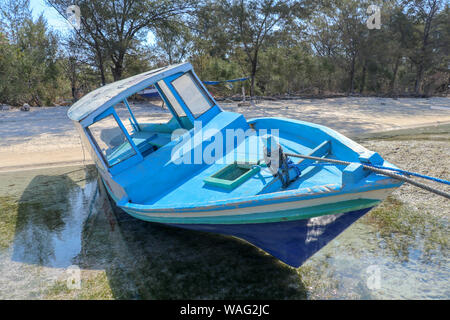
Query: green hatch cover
203,163,261,190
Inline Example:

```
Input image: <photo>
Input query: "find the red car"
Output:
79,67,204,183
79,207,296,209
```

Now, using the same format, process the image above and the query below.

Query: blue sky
30,0,72,33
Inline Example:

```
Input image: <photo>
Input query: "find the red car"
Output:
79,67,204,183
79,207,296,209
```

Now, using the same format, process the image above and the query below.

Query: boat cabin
68,63,254,203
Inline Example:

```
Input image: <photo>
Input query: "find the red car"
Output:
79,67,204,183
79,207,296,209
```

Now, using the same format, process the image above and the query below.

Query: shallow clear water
0,165,448,299
302,221,449,299
0,166,97,299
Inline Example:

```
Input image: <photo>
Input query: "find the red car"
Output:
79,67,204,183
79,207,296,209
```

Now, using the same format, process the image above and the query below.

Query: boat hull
101,177,391,267
168,207,372,267
110,189,374,267
138,89,160,98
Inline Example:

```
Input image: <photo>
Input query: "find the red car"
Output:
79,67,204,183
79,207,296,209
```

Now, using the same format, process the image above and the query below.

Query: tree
0,32,16,103
47,0,194,82
16,15,61,105
206,0,301,97
333,0,371,94
60,32,88,101
1,0,449,105
152,20,193,65
0,10,63,106
0,0,31,43
430,3,450,94
305,3,342,93
404,0,444,94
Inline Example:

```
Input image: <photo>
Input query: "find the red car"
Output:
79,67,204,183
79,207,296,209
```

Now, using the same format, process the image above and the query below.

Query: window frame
85,108,143,174
154,80,187,129
170,71,215,119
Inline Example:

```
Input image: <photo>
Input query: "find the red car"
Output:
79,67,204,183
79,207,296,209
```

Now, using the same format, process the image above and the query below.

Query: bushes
0,16,69,106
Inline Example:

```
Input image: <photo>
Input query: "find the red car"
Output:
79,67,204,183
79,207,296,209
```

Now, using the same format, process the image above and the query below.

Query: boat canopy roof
67,62,192,122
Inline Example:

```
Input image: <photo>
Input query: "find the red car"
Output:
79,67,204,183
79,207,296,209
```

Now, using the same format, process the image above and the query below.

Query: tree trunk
71,85,76,101
349,54,356,94
414,2,436,95
250,51,258,98
93,41,106,86
99,64,106,86
359,61,367,94
390,55,400,94
111,53,125,81
414,62,424,94
111,65,123,81
97,51,106,86
250,74,256,98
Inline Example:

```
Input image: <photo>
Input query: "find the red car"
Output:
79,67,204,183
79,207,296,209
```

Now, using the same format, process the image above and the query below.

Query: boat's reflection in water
12,170,96,268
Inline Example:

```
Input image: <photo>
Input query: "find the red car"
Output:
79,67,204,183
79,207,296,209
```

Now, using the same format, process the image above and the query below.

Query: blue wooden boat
68,63,403,267
137,85,160,99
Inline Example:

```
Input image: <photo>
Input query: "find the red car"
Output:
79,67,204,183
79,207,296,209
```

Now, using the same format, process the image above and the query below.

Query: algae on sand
362,196,448,263
0,196,18,249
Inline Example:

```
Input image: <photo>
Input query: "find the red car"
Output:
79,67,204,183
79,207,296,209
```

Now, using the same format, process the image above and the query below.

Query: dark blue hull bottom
139,92,160,98
169,207,373,267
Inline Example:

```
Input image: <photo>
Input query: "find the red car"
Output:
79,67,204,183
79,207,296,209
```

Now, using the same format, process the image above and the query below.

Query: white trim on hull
121,187,396,219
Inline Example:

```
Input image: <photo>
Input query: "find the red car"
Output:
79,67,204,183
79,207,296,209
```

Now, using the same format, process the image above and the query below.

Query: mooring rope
368,165,450,186
203,77,249,85
283,153,450,200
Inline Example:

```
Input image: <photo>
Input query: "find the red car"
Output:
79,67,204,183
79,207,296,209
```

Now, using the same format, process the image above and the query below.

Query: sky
29,0,72,33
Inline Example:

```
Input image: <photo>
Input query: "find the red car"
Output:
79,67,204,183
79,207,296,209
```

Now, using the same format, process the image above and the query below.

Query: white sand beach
0,97,449,172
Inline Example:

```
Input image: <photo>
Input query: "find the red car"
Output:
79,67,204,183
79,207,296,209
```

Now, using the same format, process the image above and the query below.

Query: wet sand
357,125,450,219
0,97,449,172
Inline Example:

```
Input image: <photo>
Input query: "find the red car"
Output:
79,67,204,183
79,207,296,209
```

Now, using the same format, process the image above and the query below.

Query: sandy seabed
0,96,449,172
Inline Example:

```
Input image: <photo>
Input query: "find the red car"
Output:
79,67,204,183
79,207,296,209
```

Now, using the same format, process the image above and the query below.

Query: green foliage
0,0,449,105
191,54,244,96
0,33,16,103
0,195,18,249
0,14,67,106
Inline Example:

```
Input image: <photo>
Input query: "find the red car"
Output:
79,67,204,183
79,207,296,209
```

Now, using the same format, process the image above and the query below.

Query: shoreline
1,97,449,172
1,122,450,173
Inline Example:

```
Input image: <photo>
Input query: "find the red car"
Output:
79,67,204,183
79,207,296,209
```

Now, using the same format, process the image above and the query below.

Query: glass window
87,114,136,167
114,102,138,134
157,80,186,117
171,72,214,118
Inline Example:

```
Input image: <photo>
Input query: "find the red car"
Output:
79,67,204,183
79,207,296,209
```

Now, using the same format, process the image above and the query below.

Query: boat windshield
171,72,214,118
157,80,186,117
87,114,136,167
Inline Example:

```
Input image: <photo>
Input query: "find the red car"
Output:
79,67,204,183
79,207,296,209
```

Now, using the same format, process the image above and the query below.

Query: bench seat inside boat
131,131,171,149
107,114,193,163
139,116,193,133
106,131,172,165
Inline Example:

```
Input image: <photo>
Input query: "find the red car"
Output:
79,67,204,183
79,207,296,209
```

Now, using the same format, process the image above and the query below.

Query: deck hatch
203,163,260,190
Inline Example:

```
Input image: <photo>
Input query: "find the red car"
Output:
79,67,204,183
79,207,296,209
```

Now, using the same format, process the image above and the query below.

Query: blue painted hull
138,90,160,98
168,207,373,267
